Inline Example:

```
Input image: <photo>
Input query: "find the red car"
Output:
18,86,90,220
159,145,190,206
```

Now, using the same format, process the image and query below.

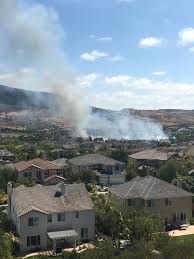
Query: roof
52,158,67,167
188,169,194,175
48,230,78,240
129,149,173,161
44,175,66,182
12,183,94,217
0,149,15,157
109,176,193,200
69,154,123,166
15,158,62,172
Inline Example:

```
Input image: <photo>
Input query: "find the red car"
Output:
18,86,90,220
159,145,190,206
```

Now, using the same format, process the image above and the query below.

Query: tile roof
129,149,174,161
43,175,66,182
69,154,123,166
15,158,62,172
109,176,193,200
13,183,94,217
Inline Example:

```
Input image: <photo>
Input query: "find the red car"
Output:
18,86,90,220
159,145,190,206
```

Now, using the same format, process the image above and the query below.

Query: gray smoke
0,0,88,136
88,109,167,140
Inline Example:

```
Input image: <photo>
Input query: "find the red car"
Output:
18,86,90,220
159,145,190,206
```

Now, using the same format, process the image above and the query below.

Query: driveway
169,225,194,237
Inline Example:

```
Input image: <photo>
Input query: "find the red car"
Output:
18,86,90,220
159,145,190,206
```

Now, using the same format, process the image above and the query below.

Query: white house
8,182,95,253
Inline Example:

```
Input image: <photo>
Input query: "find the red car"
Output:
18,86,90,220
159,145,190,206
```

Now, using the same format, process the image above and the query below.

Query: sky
1,0,194,110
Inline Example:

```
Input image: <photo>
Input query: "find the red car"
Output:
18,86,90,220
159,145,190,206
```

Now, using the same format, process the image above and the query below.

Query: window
128,199,132,207
147,200,153,208
115,165,119,171
128,199,135,207
44,171,49,177
165,198,171,206
37,171,42,179
180,212,186,221
48,214,52,223
57,213,65,221
28,217,39,226
27,235,40,247
75,211,79,218
81,228,88,239
57,170,62,176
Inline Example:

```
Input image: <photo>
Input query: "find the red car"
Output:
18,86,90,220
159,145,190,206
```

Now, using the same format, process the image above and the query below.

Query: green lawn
174,234,194,242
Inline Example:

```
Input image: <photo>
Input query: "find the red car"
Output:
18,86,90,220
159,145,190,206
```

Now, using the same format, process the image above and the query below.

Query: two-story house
7,182,95,252
68,154,125,185
128,149,175,169
108,176,193,225
15,159,64,184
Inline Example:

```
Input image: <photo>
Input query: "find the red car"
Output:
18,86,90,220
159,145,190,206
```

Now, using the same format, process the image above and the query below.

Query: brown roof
15,159,62,172
44,175,66,182
129,149,174,161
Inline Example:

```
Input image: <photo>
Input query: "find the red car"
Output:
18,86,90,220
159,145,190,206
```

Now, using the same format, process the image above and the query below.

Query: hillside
0,85,57,111
1,85,194,127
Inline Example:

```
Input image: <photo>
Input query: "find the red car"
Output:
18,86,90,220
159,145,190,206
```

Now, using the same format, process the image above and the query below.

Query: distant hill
0,85,57,111
1,85,194,126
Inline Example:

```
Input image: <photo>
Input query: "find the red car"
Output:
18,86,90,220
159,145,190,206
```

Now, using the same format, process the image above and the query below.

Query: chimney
60,182,67,196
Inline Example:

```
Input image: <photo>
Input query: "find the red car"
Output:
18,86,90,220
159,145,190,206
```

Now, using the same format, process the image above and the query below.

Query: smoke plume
88,109,167,140
0,0,88,136
0,0,166,140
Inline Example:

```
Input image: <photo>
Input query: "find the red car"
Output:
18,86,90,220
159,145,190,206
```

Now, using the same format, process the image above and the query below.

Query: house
15,159,64,184
7,182,95,252
128,149,175,169
43,175,66,186
68,154,125,185
108,176,193,226
0,149,16,162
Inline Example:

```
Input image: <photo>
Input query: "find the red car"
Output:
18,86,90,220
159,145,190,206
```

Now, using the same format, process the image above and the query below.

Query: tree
127,211,163,243
159,159,177,183
92,194,129,240
110,149,128,163
0,233,14,259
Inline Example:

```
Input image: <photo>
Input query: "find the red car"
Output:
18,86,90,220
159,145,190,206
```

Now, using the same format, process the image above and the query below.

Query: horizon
0,0,194,111
1,84,194,112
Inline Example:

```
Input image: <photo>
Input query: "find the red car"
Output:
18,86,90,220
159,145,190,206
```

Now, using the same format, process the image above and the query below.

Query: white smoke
0,0,166,140
0,0,88,136
88,109,167,140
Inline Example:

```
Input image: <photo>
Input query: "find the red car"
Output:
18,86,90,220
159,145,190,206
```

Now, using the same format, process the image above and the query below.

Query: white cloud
80,50,109,61
96,37,112,42
178,27,194,47
139,37,163,48
152,71,167,76
88,76,194,110
77,73,99,87
104,75,131,86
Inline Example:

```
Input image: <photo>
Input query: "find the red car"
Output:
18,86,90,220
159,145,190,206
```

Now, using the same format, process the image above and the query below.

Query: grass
174,234,194,242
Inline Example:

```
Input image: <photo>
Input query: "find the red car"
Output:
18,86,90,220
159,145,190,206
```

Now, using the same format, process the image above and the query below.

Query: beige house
109,176,193,225
8,182,95,252
15,159,64,184
68,154,125,185
128,149,175,169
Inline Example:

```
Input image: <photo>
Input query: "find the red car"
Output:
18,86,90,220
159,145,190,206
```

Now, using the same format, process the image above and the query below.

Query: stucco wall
12,208,95,252
109,191,192,225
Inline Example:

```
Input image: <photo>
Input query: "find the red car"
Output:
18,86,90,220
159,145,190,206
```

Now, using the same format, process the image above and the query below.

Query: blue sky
1,0,194,110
